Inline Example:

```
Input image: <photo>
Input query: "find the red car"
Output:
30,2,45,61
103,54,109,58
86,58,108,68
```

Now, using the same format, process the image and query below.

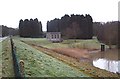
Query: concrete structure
46,32,63,42
0,25,2,37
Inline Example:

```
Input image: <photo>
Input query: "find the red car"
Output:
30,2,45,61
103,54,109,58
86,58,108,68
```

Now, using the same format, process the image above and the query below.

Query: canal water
91,49,120,73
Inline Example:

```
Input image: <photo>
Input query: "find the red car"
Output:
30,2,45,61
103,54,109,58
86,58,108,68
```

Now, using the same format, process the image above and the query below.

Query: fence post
19,60,25,77
101,44,105,51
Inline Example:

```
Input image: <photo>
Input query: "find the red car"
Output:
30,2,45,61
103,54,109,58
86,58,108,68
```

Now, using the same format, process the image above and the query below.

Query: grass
17,37,119,77
20,38,68,49
0,36,118,77
13,39,90,77
19,37,106,50
0,41,2,78
1,38,14,77
62,39,101,50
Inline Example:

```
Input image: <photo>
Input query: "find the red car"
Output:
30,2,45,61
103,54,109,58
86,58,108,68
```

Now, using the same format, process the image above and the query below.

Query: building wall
46,32,62,42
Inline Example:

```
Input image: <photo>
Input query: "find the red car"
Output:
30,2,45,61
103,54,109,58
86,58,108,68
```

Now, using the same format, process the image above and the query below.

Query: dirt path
52,48,91,60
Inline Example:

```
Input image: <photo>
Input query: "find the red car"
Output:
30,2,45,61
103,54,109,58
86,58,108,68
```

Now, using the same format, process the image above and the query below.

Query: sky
0,0,119,31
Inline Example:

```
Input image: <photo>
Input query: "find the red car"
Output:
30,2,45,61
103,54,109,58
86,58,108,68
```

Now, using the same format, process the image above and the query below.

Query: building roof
47,32,61,34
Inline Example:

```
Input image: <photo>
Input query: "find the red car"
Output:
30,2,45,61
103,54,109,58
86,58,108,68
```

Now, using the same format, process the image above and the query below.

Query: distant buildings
46,32,63,42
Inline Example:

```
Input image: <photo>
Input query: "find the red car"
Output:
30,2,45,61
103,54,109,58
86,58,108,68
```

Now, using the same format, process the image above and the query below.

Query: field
13,39,91,77
19,37,107,61
52,48,90,60
17,37,119,77
19,37,108,49
0,37,119,78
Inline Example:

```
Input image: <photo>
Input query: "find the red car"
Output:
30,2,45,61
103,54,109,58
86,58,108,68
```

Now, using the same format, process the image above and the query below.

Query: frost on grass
14,39,90,77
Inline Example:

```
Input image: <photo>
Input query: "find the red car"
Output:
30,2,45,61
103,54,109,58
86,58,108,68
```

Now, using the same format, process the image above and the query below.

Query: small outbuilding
46,32,63,42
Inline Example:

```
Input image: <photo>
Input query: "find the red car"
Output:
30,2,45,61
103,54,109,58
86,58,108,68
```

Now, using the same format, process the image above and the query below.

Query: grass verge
1,38,14,77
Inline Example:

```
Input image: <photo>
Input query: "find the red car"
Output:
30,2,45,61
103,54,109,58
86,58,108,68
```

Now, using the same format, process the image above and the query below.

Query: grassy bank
13,39,90,77
1,38,14,77
0,41,2,78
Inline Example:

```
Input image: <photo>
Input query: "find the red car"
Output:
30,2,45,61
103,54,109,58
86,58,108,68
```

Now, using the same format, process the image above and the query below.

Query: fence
10,36,22,77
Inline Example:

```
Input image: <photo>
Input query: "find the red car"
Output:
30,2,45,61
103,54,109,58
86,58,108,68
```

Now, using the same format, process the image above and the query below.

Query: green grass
13,39,90,77
20,38,69,48
19,37,104,50
1,38,14,77
62,39,101,49
13,37,119,78
0,41,2,77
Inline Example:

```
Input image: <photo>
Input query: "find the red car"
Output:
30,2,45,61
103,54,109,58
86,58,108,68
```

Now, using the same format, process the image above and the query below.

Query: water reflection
91,49,120,73
93,59,120,73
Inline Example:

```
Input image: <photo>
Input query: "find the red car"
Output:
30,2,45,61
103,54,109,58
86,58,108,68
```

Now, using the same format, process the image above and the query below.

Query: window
51,34,53,39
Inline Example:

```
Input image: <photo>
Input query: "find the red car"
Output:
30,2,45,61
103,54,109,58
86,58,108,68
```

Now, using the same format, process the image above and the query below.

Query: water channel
91,49,120,73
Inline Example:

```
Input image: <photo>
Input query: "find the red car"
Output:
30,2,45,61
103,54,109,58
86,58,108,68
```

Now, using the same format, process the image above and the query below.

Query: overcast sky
0,0,119,31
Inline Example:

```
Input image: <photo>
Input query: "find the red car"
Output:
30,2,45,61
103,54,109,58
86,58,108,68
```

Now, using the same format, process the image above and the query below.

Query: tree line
93,21,119,49
47,14,93,39
1,16,120,49
0,25,18,37
19,18,43,38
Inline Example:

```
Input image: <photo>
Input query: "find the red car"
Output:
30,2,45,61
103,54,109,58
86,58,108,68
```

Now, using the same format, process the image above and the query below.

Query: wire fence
10,36,22,77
